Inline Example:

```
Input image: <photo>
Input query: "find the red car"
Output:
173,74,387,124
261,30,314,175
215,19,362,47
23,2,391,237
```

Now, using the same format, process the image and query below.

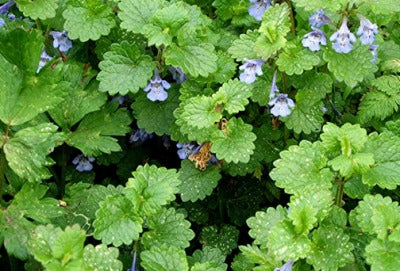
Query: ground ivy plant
0,0,399,270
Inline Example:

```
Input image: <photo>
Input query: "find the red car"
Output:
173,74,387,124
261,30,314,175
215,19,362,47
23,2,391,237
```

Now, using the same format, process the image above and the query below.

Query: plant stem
285,0,296,34
0,124,10,205
336,178,345,207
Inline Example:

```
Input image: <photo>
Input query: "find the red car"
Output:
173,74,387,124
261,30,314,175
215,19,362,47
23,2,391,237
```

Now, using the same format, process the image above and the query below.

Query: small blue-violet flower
36,49,52,73
169,66,187,84
269,93,295,117
302,27,327,52
177,143,196,160
129,129,153,143
239,58,264,84
50,31,72,52
274,260,294,271
0,18,4,28
357,16,378,45
0,1,14,15
369,44,378,63
144,70,171,102
309,9,330,28
248,0,271,21
330,18,357,54
72,154,95,172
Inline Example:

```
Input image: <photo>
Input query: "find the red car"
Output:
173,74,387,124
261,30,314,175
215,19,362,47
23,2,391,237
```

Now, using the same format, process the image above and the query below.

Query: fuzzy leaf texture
200,225,239,255
140,245,189,271
212,79,252,115
15,0,58,20
292,0,347,11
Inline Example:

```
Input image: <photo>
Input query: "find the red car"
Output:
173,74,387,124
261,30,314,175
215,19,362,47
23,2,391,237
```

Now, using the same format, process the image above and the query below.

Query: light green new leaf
276,40,320,75
124,164,181,216
212,0,254,26
180,96,221,129
293,0,346,11
67,103,131,156
142,207,195,249
165,43,218,77
238,245,277,270
268,220,312,261
357,0,400,14
83,244,123,271
191,262,226,271
254,4,290,60
93,194,143,246
270,141,333,195
4,123,66,182
63,0,116,41
307,225,354,271
281,89,324,134
15,0,58,19
178,160,221,202
365,239,400,271
372,204,400,241
362,132,400,189
200,225,239,255
211,117,256,163
328,153,374,179
97,41,155,95
213,79,252,114
228,30,259,60
247,206,287,248
323,44,377,88
141,245,189,271
119,0,165,33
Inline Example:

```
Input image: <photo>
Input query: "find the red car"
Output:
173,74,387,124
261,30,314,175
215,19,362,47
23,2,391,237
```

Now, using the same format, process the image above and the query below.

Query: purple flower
50,31,72,52
72,154,95,172
309,9,330,28
369,44,378,63
0,18,4,28
274,260,294,271
239,58,264,84
169,66,187,84
248,0,271,21
36,50,52,73
330,18,357,54
357,17,378,45
129,129,153,143
144,70,171,102
302,27,327,51
321,106,328,114
0,1,14,15
270,70,279,100
269,93,295,117
177,143,196,160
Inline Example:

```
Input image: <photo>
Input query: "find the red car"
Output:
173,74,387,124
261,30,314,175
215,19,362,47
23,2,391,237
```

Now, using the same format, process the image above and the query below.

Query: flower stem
336,178,345,207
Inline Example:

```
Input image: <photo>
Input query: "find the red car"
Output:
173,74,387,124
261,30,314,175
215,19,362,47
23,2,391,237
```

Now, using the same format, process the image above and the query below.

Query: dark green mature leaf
4,123,66,182
97,41,155,95
178,160,221,202
83,244,123,271
188,247,227,269
200,225,239,255
63,0,116,41
211,117,256,163
93,194,143,246
124,164,181,216
212,0,253,26
67,103,132,156
15,0,58,19
142,207,195,249
141,245,189,271
291,72,332,100
228,30,259,60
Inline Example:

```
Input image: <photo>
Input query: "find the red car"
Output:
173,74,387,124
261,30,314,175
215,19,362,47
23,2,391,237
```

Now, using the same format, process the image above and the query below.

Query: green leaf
254,4,291,60
292,0,346,11
281,89,324,134
228,30,259,60
247,206,287,248
140,245,189,271
180,96,221,129
276,40,320,75
132,87,180,136
200,225,239,255
270,141,333,195
291,72,333,100
199,51,237,84
365,239,400,271
29,224,86,270
188,247,227,269
97,41,155,95
358,0,400,14
93,194,143,246
124,164,181,216
118,0,165,33
0,54,68,126
83,244,123,271
323,44,377,88
66,103,132,156
328,153,375,179
362,132,400,189
249,69,275,106
165,43,218,77
4,123,66,182
178,160,221,202
191,262,226,271
212,0,254,26
142,207,195,249
268,220,312,261
358,75,400,123
307,225,354,271
211,117,256,163
63,0,116,41
15,0,58,19
371,204,400,241
212,79,252,114
344,176,371,199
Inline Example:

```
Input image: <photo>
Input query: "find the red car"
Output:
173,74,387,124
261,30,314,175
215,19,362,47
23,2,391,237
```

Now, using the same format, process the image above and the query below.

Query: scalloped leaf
140,245,189,271
365,239,400,271
292,0,346,11
83,244,123,271
180,96,221,129
15,0,57,19
228,30,259,60
212,79,252,114
200,225,239,255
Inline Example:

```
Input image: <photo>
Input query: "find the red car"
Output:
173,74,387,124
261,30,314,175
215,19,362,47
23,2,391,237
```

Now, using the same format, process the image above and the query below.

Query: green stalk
0,124,10,205
285,0,296,34
336,178,345,207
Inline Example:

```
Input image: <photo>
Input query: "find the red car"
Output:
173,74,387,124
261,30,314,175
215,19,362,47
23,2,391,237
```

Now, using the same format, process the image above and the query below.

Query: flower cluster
269,71,295,117
302,9,329,52
72,154,95,172
129,129,153,143
50,31,73,53
248,0,271,21
176,142,197,160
